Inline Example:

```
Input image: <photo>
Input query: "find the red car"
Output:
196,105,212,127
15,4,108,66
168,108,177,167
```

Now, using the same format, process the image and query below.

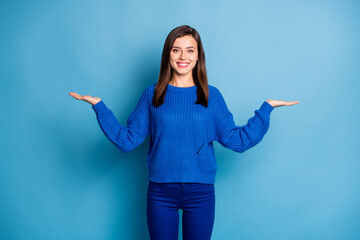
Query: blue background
1,0,359,239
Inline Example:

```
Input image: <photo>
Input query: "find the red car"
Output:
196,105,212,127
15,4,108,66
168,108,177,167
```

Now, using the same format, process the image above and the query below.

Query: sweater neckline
166,83,197,93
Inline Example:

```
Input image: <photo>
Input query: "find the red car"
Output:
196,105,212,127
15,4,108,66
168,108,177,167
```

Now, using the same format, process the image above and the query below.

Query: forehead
173,35,197,48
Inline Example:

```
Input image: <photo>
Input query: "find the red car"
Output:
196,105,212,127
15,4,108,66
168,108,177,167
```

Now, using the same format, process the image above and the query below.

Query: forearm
216,101,274,153
92,101,135,153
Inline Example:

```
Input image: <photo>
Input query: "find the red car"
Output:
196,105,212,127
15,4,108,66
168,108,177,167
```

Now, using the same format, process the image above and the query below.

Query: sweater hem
149,169,216,184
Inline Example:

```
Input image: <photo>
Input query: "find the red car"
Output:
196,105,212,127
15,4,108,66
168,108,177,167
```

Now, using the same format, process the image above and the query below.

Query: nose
180,51,187,60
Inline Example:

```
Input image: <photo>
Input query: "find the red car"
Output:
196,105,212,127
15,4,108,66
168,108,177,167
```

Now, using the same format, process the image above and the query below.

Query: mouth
176,62,190,68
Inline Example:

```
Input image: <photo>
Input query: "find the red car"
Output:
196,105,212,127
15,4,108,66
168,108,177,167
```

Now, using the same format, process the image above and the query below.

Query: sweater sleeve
212,88,274,153
91,88,151,153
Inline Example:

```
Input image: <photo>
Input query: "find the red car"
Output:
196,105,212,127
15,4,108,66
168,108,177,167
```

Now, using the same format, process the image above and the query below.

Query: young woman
69,25,299,240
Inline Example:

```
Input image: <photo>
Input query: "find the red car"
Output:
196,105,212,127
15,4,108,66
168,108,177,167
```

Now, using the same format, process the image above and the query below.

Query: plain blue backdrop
1,0,359,239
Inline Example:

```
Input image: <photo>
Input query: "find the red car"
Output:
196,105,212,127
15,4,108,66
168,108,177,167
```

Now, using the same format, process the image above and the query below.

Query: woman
69,25,299,240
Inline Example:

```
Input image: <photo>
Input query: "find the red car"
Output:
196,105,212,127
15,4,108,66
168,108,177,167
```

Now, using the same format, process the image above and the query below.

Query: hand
68,92,101,106
266,99,300,108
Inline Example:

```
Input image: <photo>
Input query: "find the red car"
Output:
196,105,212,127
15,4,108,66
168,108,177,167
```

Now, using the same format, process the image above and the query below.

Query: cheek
169,53,177,60
190,54,198,61
169,58,176,66
191,58,198,65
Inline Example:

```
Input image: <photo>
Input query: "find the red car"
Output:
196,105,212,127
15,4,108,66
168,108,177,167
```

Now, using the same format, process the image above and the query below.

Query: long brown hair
152,25,209,107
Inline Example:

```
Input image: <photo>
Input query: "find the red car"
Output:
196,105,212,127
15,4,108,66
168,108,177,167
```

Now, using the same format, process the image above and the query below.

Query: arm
212,88,274,153
92,88,151,153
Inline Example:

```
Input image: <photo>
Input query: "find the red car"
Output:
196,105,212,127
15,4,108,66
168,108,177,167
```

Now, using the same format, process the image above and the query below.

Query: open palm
266,99,300,108
68,92,101,106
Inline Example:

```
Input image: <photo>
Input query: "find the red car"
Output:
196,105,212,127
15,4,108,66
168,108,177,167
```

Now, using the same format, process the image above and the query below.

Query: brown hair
152,25,209,107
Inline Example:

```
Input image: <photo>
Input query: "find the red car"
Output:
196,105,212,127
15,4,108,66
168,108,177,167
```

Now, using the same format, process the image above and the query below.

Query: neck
169,72,195,87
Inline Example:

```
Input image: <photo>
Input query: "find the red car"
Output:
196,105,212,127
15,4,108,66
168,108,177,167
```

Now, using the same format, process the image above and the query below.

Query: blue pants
147,180,216,240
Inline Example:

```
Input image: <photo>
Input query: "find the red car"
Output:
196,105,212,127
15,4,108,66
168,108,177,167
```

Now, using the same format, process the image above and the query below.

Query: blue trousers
147,180,216,240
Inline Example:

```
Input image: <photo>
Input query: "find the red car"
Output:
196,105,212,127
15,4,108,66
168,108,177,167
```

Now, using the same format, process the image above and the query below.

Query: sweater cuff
91,100,108,115
259,101,274,115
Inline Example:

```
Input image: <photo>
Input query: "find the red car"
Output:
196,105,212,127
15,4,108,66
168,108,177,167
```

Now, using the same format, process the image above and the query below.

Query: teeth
178,63,189,65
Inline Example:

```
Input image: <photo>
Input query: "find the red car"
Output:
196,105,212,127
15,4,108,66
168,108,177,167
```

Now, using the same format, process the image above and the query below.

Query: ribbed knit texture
92,83,274,183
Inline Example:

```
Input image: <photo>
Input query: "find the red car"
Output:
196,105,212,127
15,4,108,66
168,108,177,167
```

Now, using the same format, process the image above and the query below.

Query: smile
177,62,190,68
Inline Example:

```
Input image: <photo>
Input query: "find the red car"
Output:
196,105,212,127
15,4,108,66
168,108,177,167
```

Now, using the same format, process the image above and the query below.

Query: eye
188,50,194,53
172,49,179,53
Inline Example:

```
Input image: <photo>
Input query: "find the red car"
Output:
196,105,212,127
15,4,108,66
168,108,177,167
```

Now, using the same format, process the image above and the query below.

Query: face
169,35,198,76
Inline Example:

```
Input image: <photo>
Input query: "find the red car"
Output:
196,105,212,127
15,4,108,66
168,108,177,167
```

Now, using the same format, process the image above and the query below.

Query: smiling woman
69,24,299,240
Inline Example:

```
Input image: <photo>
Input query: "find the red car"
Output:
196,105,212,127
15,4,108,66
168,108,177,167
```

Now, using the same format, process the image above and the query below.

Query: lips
177,62,190,68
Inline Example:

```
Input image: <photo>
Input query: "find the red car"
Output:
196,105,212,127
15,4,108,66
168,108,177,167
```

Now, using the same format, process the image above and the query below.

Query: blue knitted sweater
92,83,274,184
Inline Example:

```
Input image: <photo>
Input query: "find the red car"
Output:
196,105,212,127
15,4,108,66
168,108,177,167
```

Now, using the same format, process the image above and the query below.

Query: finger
68,92,83,100
286,101,300,106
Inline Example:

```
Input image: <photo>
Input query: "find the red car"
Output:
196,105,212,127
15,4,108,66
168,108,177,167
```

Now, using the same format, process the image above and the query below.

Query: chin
177,70,192,75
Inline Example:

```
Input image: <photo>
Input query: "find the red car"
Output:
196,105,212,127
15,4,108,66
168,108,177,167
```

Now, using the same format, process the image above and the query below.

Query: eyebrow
172,46,195,49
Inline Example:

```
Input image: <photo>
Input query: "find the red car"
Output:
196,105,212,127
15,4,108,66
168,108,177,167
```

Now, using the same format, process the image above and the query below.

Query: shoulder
134,83,156,104
208,84,225,100
144,83,157,92
208,84,218,92
141,83,157,97
208,84,230,111
148,83,157,90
